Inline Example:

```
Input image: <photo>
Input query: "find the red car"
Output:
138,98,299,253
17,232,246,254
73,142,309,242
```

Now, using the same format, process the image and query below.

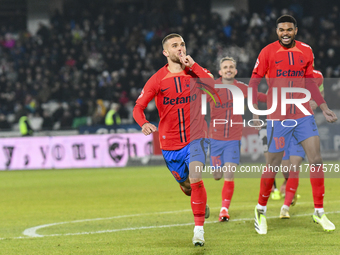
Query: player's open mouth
281,37,291,43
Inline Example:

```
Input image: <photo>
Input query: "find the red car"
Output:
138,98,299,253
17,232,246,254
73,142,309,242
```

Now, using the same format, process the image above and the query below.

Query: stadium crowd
0,1,339,131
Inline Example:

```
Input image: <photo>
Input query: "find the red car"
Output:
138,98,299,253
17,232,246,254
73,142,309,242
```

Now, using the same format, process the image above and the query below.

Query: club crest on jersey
299,56,305,66
184,77,190,88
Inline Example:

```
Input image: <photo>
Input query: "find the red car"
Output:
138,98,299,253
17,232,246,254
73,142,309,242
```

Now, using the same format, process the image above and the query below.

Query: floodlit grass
0,162,339,254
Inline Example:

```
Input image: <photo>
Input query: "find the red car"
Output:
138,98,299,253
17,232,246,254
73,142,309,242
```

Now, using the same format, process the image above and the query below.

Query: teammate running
260,65,325,218
250,15,337,234
208,57,266,222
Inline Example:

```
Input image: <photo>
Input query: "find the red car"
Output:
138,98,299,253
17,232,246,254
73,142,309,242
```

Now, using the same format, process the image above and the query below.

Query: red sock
222,181,234,209
310,164,324,208
180,185,191,196
191,180,207,226
258,165,276,206
284,171,299,206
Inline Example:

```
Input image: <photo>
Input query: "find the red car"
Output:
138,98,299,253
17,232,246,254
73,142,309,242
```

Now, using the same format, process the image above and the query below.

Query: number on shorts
273,137,285,150
211,156,221,167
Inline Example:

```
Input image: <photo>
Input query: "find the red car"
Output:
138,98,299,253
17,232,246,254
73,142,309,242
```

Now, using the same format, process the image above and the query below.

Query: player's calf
179,184,191,196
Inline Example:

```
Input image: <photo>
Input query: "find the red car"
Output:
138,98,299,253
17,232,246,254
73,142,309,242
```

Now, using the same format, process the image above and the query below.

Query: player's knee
181,178,191,189
189,177,202,184
309,155,322,165
268,155,283,166
273,157,283,166
180,185,192,196
213,171,223,180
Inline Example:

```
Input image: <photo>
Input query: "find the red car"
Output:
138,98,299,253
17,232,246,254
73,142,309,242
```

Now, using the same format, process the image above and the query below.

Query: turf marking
22,208,340,239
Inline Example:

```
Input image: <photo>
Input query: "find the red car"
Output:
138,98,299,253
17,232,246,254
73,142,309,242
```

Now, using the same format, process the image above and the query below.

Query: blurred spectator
1,33,16,49
60,110,73,129
52,102,65,123
19,112,34,136
41,110,54,130
249,13,263,28
72,108,87,129
92,99,106,125
0,113,11,130
0,1,339,132
105,103,121,126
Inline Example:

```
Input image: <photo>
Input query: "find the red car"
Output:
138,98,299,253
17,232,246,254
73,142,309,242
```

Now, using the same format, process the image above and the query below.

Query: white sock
282,205,289,211
257,204,267,214
194,226,204,231
315,208,324,215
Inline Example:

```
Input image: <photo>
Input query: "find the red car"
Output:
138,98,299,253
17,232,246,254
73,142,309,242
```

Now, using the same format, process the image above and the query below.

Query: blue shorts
209,139,240,166
282,136,305,160
162,138,208,183
267,115,318,154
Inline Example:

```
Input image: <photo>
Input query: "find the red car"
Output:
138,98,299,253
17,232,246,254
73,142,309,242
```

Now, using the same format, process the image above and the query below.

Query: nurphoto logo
201,85,312,116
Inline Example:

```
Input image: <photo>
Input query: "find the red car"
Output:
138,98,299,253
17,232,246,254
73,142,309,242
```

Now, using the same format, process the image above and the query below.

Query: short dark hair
276,15,297,27
162,33,182,48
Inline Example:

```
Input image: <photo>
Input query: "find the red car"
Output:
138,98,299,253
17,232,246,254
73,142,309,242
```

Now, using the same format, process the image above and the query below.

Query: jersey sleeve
304,47,325,105
305,73,325,106
190,63,214,80
190,63,222,104
249,47,269,104
243,79,267,103
257,92,267,102
133,74,159,127
135,74,159,108
305,47,315,77
319,82,324,93
314,71,324,92
252,47,269,77
238,81,249,96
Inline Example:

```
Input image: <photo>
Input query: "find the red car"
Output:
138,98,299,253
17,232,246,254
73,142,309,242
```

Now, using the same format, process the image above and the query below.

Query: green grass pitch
0,162,339,254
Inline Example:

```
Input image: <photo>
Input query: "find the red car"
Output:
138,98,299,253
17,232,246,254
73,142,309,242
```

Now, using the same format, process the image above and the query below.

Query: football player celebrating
208,57,266,222
250,15,337,234
133,33,218,246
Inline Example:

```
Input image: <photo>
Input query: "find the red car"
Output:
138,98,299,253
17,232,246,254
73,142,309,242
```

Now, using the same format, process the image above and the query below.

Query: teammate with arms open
133,33,219,246
250,15,337,234
208,57,266,222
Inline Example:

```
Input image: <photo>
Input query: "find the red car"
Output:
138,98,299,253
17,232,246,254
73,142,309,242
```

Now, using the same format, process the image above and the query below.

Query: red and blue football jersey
252,40,315,120
208,78,248,141
134,63,215,150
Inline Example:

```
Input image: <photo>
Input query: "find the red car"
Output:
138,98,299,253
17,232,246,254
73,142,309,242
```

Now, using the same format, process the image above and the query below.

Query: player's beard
169,54,181,64
223,77,234,83
280,34,295,48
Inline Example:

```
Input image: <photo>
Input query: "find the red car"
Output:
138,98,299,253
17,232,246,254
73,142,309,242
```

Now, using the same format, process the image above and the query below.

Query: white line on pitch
20,209,340,239
26,198,340,237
